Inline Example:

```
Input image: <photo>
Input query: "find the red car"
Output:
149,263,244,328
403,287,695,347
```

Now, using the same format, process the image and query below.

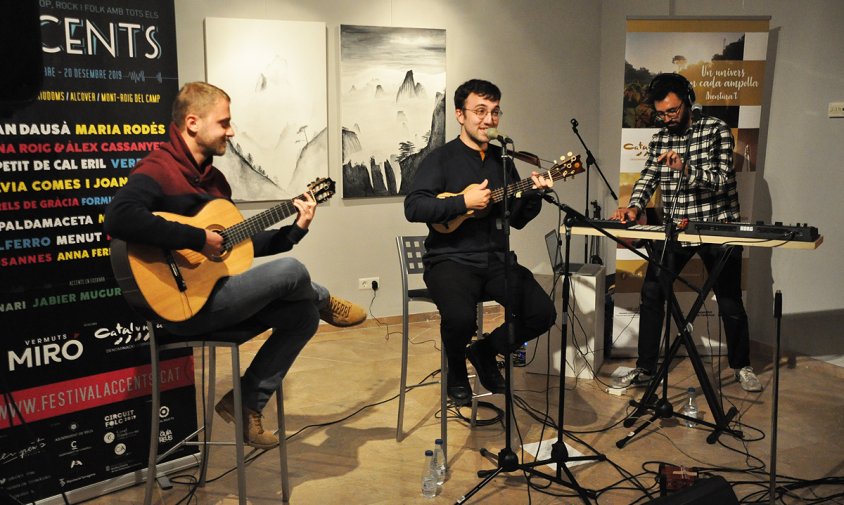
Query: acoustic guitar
432,153,583,234
110,177,335,322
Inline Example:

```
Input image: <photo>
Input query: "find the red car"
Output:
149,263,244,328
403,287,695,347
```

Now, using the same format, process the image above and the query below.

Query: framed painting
339,25,446,198
205,17,327,201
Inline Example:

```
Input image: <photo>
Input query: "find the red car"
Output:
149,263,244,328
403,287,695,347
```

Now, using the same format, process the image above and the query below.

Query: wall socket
829,102,844,118
358,277,380,290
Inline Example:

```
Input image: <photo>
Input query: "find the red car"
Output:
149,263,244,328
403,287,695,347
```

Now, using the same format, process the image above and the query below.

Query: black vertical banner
0,1,197,502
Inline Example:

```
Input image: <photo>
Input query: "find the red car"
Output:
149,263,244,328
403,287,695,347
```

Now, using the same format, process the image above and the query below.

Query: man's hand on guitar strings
293,190,317,230
530,171,554,191
202,229,225,258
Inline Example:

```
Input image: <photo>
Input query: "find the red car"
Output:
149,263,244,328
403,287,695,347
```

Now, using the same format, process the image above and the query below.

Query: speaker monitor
525,265,606,379
647,476,739,505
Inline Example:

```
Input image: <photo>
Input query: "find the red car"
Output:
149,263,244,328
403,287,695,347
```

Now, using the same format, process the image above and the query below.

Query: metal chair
395,235,489,465
144,322,289,505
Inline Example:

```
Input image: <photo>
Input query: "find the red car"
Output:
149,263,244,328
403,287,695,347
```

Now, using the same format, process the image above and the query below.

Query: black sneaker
446,375,472,406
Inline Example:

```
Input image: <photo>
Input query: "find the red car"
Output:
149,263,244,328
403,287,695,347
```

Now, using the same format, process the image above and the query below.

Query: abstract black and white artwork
339,25,446,198
205,18,327,201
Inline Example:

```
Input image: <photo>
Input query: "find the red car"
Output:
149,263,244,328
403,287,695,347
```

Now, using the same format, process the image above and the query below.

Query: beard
664,106,691,135
211,139,228,156
198,135,228,158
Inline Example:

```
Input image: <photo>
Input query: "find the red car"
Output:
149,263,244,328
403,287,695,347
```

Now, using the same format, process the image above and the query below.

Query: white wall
174,0,601,318
174,0,843,359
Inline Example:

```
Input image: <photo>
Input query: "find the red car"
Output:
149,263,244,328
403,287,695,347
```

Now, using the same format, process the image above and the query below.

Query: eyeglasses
654,103,683,119
463,107,503,119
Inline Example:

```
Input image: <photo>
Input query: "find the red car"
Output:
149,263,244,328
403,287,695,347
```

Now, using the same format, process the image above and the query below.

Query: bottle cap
435,438,443,444
425,450,433,456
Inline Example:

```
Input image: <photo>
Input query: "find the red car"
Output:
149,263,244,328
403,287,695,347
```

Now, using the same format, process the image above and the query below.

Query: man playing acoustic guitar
404,79,556,406
105,82,365,448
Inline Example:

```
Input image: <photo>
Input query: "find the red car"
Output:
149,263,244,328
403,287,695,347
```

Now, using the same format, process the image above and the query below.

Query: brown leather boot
214,390,279,449
319,295,367,327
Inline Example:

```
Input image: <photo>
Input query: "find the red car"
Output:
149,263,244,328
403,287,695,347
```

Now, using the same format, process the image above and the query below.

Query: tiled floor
88,311,844,504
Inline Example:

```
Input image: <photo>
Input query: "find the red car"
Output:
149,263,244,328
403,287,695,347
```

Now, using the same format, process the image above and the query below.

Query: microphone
486,127,512,143
691,103,703,121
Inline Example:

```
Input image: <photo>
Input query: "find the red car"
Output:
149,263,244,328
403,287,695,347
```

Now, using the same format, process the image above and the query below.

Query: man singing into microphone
611,73,762,392
404,79,556,405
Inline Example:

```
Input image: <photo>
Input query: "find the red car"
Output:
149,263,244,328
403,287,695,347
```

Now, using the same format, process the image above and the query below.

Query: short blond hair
171,82,231,128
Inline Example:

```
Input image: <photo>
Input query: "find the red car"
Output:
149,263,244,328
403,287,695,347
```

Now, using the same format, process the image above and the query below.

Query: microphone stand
654,111,698,426
457,143,604,505
520,195,609,502
457,150,612,505
643,119,696,444
769,290,783,505
457,139,521,504
570,118,618,263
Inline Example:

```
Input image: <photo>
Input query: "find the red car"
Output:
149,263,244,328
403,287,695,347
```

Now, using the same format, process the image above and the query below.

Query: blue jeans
165,257,328,411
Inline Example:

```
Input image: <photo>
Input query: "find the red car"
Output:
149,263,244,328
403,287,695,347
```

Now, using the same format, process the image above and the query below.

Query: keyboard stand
616,241,743,448
567,217,744,445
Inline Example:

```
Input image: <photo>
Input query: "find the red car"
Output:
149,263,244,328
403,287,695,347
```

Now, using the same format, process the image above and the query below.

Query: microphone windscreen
487,127,512,143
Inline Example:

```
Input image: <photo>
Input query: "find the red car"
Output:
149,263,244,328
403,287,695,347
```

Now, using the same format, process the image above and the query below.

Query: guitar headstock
550,152,584,180
307,177,336,204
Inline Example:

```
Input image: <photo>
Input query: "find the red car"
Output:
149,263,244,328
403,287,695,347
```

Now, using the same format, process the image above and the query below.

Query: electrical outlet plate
828,102,844,118
358,277,379,290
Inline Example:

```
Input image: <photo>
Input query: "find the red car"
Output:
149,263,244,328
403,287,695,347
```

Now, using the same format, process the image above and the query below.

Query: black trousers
424,256,556,379
637,243,751,373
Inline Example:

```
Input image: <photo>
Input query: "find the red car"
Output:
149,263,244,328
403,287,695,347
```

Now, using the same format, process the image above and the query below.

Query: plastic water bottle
681,387,698,427
432,438,446,485
421,450,437,498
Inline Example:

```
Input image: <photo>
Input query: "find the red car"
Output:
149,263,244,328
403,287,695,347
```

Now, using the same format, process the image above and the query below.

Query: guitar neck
223,195,305,246
488,155,582,203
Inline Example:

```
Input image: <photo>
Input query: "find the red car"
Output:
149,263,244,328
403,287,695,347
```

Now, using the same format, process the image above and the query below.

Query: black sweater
404,137,541,268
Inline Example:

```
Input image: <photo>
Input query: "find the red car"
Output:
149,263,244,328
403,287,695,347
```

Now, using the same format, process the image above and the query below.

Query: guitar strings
489,155,581,202
220,188,330,246
226,200,297,245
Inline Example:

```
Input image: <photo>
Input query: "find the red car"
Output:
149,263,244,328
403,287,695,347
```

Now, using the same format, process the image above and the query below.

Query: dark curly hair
454,79,501,110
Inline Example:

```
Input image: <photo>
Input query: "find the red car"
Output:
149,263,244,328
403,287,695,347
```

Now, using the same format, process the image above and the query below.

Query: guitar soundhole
208,250,228,263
